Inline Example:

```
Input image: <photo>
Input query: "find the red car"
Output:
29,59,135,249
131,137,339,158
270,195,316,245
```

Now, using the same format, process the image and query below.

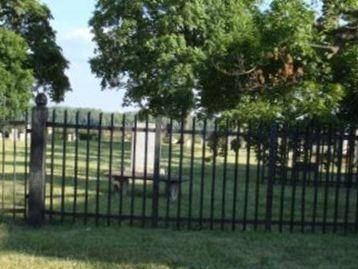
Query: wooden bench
105,171,188,201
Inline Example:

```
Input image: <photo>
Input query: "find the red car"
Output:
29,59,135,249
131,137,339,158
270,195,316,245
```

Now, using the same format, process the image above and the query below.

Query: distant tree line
48,107,137,127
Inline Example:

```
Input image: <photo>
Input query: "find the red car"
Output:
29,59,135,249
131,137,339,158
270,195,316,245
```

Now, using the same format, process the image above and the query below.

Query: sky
42,0,132,113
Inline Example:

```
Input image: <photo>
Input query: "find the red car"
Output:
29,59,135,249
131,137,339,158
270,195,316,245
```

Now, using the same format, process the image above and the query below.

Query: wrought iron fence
1,106,357,233
42,110,358,233
0,115,30,220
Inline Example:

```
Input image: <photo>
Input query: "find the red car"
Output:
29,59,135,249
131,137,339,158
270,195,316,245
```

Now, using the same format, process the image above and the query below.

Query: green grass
1,133,358,268
0,221,357,269
1,130,357,231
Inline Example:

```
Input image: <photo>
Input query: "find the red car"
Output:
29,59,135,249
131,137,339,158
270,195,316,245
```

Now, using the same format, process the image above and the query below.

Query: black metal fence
0,116,30,220
1,108,358,233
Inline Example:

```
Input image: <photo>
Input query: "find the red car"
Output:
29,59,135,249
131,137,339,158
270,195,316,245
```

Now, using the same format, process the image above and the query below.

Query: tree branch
310,43,341,58
211,59,256,76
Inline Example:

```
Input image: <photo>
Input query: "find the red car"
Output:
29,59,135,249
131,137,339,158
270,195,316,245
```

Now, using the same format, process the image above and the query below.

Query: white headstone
19,132,26,141
10,129,18,141
342,139,349,155
185,139,192,149
131,123,156,174
67,133,75,142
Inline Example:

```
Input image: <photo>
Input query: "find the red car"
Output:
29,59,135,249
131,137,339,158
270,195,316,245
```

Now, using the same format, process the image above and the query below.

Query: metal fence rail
0,116,30,220
1,103,357,233
42,109,358,233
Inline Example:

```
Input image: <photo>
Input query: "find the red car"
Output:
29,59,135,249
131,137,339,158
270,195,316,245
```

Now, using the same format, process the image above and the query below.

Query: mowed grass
1,126,357,231
0,129,358,269
0,221,358,269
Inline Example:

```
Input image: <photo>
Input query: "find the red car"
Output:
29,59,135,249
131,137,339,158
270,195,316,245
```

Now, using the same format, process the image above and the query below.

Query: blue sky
42,0,131,112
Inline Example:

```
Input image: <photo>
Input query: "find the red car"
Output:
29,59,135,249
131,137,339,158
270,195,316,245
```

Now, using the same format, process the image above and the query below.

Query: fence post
152,116,162,227
265,122,278,231
28,93,48,227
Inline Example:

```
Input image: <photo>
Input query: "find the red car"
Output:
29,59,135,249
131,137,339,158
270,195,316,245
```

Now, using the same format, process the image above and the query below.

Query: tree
0,29,33,120
319,2,358,123
90,1,263,117
90,0,357,124
0,0,70,104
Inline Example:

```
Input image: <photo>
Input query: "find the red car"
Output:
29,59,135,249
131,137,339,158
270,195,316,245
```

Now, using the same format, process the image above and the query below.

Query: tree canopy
0,0,70,119
90,0,357,124
0,28,33,119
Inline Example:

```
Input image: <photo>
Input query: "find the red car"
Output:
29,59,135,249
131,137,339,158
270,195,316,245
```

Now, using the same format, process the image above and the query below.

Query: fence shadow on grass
1,151,358,234
35,161,358,233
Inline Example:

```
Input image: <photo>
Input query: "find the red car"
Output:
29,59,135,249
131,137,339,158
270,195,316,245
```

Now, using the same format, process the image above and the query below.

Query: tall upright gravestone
131,123,156,174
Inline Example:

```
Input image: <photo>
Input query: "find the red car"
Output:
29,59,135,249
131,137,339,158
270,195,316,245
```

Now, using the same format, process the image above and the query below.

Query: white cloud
62,27,93,42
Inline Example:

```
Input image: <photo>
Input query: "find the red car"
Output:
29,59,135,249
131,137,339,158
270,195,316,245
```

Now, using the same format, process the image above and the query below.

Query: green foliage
0,29,33,120
333,45,358,122
90,1,261,117
0,0,70,103
90,0,357,125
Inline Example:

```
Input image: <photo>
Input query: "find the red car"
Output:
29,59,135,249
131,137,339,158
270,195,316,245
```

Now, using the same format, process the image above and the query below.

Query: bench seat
104,171,188,201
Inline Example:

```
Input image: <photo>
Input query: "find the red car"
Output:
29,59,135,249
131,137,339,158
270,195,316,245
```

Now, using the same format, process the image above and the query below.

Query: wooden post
152,116,162,227
265,122,278,231
28,93,48,227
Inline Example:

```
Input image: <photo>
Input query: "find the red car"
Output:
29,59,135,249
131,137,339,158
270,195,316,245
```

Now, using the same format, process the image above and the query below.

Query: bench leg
169,183,179,202
121,180,129,196
113,180,129,196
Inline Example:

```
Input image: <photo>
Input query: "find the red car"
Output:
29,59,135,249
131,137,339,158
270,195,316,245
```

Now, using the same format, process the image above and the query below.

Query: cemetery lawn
0,221,358,269
2,139,357,229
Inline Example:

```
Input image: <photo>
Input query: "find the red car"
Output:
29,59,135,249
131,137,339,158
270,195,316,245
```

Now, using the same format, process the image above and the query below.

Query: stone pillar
28,93,48,227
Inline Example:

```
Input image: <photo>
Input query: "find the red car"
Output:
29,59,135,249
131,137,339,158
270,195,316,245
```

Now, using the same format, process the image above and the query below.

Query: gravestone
19,132,26,141
67,133,75,142
131,123,156,174
109,119,186,202
185,138,192,149
9,129,18,141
